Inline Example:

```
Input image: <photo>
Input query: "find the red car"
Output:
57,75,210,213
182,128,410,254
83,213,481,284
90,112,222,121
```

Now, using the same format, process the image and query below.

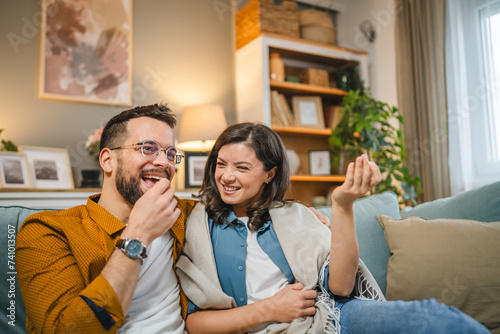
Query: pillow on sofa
377,214,500,332
316,191,401,294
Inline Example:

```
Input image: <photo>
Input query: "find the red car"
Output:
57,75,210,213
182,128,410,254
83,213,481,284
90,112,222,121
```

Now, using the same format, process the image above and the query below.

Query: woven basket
305,68,330,87
236,0,300,49
301,24,336,45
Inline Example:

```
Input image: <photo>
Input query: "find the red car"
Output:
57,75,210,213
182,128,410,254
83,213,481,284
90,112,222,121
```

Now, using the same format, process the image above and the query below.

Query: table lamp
178,104,228,152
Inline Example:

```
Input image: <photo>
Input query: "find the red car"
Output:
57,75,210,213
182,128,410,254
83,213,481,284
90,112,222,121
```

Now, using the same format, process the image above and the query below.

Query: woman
176,122,488,334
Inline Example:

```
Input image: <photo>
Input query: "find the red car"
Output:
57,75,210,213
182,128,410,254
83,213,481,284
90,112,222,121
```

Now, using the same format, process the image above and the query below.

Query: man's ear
100,149,114,174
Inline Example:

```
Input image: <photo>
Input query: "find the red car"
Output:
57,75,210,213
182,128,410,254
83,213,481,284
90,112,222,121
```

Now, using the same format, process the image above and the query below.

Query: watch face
126,239,143,258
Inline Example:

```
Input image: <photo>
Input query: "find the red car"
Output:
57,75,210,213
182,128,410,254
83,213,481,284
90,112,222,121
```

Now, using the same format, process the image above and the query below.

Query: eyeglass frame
109,140,184,167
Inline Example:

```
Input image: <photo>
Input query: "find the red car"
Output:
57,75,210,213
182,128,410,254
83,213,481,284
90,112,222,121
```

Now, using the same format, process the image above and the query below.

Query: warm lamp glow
178,104,227,151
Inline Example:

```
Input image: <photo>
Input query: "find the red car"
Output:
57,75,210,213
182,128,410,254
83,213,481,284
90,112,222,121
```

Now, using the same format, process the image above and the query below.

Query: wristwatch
116,238,147,261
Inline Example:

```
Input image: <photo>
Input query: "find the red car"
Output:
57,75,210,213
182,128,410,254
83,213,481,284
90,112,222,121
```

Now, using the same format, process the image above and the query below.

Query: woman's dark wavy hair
197,122,295,230
100,103,176,151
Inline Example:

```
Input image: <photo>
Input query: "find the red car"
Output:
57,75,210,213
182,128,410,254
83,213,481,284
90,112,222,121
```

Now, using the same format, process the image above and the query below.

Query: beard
116,164,143,205
115,155,171,205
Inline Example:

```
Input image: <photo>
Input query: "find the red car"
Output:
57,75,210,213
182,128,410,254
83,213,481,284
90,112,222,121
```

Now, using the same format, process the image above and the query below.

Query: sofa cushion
316,191,401,294
401,180,500,222
378,214,500,333
0,206,51,334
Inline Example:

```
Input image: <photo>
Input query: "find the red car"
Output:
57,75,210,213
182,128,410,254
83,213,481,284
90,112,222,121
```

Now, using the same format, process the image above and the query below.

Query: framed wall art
309,150,331,176
19,146,75,189
292,96,325,129
0,152,33,189
184,151,208,188
39,0,133,106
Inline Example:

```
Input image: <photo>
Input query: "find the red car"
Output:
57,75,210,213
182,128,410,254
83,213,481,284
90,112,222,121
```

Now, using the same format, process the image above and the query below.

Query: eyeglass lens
141,141,182,166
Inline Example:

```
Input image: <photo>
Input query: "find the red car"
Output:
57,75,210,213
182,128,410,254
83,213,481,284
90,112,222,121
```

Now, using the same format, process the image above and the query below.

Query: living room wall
0,0,398,187
0,0,235,186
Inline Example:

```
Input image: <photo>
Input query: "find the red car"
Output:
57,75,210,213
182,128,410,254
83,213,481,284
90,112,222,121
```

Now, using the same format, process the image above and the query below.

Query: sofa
1,181,499,333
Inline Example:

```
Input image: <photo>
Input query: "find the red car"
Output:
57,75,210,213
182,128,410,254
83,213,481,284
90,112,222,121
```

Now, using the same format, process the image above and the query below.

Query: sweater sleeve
16,217,125,333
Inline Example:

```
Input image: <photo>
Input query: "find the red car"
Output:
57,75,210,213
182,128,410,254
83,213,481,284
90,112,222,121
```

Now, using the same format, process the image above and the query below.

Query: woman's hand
331,154,382,210
266,283,317,323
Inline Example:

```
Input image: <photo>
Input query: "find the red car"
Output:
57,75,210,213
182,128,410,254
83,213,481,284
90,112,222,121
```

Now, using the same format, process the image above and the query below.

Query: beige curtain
395,0,450,202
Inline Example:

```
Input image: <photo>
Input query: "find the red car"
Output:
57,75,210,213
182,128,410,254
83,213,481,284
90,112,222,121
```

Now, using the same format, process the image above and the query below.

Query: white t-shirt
240,217,288,334
117,233,186,334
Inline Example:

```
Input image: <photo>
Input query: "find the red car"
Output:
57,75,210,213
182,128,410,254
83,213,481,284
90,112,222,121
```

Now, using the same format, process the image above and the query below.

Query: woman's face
215,142,275,217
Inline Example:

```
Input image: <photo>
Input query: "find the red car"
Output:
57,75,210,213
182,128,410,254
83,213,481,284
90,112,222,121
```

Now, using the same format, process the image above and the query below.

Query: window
446,0,500,194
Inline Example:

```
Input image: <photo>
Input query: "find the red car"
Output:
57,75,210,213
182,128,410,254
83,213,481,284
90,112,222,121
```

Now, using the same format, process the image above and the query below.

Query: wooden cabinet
235,34,368,206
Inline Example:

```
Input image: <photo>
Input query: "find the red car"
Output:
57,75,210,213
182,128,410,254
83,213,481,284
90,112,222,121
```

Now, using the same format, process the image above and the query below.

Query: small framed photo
0,152,33,189
292,96,325,129
19,146,75,189
184,151,209,188
309,150,331,176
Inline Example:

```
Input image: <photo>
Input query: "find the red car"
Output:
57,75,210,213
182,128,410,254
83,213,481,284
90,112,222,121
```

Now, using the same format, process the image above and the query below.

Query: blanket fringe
317,255,341,334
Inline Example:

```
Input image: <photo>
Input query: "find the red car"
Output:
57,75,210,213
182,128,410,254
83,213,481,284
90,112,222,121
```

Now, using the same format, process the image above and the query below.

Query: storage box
305,68,330,87
236,0,300,49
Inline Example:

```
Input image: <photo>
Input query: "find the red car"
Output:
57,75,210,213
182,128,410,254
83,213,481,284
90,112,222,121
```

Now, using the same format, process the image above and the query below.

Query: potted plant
0,129,18,152
328,90,422,206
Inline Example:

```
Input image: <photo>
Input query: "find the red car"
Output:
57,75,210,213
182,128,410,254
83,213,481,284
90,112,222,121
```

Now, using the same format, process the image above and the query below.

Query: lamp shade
178,104,227,151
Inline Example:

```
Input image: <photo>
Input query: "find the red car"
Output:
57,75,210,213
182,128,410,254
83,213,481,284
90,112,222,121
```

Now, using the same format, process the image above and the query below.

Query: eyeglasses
110,140,184,167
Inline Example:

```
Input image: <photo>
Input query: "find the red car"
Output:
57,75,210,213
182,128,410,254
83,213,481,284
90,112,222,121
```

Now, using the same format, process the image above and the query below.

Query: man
17,104,195,333
16,103,330,333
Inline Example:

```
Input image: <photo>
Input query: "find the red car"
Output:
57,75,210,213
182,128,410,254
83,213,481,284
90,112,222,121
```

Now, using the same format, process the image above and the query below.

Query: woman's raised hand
331,154,382,209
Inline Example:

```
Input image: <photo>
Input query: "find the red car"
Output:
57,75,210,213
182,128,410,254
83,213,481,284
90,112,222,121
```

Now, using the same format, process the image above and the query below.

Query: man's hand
124,179,180,245
308,207,331,228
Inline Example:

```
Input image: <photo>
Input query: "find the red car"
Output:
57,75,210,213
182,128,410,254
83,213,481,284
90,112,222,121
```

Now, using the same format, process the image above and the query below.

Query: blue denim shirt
187,211,331,315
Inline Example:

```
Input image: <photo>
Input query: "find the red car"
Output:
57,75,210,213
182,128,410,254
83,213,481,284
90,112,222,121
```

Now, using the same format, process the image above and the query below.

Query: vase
269,52,285,82
81,169,102,188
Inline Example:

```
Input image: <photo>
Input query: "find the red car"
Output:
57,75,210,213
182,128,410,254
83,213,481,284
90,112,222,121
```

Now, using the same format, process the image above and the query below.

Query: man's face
113,117,176,205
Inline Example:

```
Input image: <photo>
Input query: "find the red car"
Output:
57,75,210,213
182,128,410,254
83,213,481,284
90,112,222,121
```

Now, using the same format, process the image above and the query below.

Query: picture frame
184,151,209,188
39,0,133,106
19,146,75,189
0,152,33,189
292,96,325,129
309,150,331,176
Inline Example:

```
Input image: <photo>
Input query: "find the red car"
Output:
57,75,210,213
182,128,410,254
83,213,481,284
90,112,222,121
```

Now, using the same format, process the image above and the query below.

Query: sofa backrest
0,206,51,334
401,180,500,222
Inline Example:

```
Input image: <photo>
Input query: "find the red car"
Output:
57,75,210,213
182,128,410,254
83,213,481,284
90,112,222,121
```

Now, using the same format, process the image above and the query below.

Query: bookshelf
235,34,368,205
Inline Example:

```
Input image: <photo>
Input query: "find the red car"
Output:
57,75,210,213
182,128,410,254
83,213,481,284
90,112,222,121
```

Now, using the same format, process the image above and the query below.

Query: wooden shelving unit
235,34,367,206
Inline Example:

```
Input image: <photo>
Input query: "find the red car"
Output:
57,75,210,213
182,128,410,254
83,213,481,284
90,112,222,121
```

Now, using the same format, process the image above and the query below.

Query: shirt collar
87,194,126,236
222,210,272,232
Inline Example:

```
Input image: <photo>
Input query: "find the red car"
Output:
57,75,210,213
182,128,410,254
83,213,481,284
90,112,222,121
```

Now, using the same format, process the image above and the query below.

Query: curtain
395,0,450,202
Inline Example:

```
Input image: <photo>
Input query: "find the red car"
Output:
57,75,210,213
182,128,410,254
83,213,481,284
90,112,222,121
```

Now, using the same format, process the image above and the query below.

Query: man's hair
100,103,177,151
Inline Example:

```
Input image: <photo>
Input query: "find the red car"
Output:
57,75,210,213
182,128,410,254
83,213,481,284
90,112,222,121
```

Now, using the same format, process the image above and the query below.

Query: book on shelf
324,105,343,130
270,90,294,127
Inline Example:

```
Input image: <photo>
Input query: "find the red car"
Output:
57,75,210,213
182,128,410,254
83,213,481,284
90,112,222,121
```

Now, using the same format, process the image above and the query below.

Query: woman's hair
198,122,295,230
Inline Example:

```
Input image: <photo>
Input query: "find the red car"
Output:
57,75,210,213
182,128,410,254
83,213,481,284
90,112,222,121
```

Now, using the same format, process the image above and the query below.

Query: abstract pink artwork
39,0,132,106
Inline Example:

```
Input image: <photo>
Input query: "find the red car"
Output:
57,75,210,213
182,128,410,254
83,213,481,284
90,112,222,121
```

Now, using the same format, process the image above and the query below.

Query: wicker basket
299,8,337,45
305,68,330,87
236,0,300,49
